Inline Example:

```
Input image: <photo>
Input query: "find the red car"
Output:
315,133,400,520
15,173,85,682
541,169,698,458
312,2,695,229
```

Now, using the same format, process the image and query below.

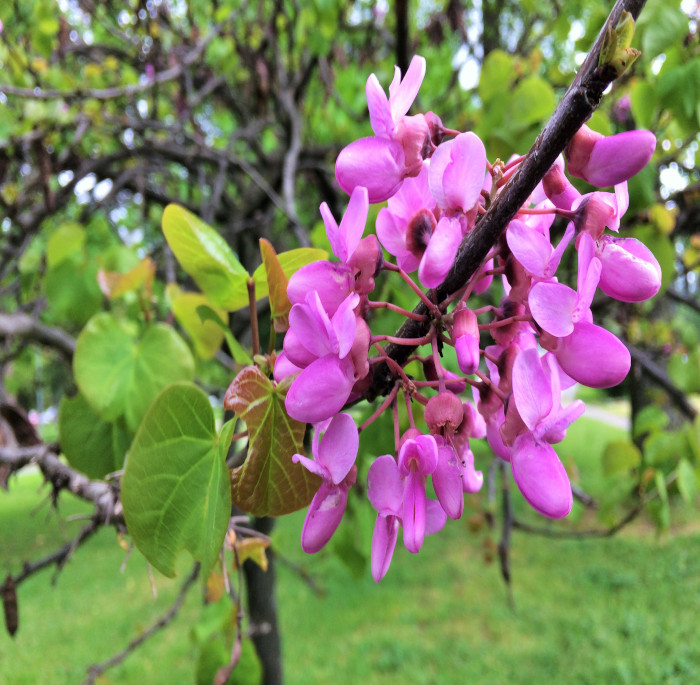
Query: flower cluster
278,56,659,581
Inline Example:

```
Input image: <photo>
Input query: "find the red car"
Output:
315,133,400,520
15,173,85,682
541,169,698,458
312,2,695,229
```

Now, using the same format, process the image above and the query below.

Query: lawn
1,415,699,684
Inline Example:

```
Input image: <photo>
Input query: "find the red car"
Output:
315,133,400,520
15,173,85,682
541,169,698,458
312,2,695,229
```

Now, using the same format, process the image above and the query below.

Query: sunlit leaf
167,284,227,360
602,440,642,476
251,246,328,303
224,366,320,516
677,459,697,505
162,204,249,310
196,305,253,365
122,383,232,578
98,257,155,300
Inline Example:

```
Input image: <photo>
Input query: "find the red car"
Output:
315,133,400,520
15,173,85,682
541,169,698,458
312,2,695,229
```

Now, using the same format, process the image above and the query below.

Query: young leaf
122,383,232,578
258,239,291,333
224,366,321,516
251,246,328,302
196,304,253,365
162,204,250,309
602,440,642,476
98,257,155,300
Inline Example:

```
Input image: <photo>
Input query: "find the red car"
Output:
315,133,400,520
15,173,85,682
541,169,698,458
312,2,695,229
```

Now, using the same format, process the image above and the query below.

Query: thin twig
82,563,201,685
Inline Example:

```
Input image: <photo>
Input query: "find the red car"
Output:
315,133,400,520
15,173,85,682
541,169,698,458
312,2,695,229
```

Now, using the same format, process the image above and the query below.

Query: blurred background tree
0,0,698,683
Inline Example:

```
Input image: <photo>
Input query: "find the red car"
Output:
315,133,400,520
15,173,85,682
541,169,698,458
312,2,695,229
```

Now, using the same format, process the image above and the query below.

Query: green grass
2,415,699,684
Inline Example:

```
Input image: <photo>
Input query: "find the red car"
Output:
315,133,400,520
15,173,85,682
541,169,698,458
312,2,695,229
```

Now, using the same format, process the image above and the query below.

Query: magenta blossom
367,453,446,582
292,413,359,553
595,235,662,302
320,186,369,263
565,124,656,187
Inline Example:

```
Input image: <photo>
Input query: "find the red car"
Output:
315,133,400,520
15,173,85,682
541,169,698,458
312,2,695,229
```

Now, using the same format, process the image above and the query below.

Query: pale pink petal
331,293,359,359
597,236,661,302
529,282,578,337
424,499,447,535
319,201,344,262
432,443,464,520
300,478,353,553
460,448,484,494
366,74,393,138
273,351,302,382
388,55,426,122
418,216,462,288
282,327,319,369
512,348,554,431
371,514,399,582
507,220,551,277
586,129,656,187
398,435,439,476
291,453,329,481
288,292,336,357
335,137,406,203
511,435,572,519
402,470,427,553
538,399,586,445
287,262,353,315
285,355,355,423
555,321,631,388
367,454,404,515
317,412,358,484
376,208,413,262
338,186,369,262
442,132,487,212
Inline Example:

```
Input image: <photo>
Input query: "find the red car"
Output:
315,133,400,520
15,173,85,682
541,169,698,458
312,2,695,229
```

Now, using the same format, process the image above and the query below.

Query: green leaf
677,458,697,505
122,383,232,578
630,80,657,129
44,259,102,327
633,405,669,440
224,366,321,516
509,77,556,132
644,429,693,467
638,0,689,58
602,440,642,476
162,204,250,310
46,222,85,269
478,50,514,103
168,285,228,360
251,246,328,303
668,349,700,394
74,313,195,430
196,305,253,366
58,393,131,479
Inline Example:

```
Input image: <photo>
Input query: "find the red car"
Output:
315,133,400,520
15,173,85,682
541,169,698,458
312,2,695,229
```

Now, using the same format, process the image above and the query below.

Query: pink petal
398,435,439,476
512,348,554,431
285,355,355,423
366,74,392,138
388,55,426,122
402,470,427,553
597,236,661,302
331,293,359,359
300,480,351,553
287,262,353,315
317,412,358,484
319,201,344,261
442,132,487,212
586,129,656,187
338,186,369,262
432,443,464,520
367,454,403,515
511,435,572,518
460,448,484,493
273,351,302,382
506,220,550,277
529,282,578,337
288,293,335,358
282,328,318,369
335,137,406,203
555,321,631,388
371,514,399,582
376,208,415,264
418,216,462,288
292,453,329,481
425,499,447,535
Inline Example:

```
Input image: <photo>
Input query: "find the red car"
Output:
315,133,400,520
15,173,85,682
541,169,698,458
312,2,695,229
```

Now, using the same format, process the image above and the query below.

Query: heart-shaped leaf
74,313,195,431
122,383,232,578
58,392,131,479
224,366,320,516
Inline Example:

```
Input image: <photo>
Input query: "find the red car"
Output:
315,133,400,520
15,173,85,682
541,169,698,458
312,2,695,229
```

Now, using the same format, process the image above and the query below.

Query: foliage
0,0,698,682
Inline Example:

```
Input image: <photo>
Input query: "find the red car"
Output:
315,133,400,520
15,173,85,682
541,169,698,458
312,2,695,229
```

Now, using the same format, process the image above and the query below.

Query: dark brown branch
0,312,76,362
627,344,698,421
365,0,648,401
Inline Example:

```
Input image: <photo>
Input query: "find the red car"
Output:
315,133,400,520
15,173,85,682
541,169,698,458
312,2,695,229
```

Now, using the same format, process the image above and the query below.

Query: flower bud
452,306,480,375
596,236,661,302
424,391,464,437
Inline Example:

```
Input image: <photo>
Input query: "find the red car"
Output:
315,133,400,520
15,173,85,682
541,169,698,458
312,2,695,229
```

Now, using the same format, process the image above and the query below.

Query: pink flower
292,413,359,553
452,305,480,375
320,186,368,263
565,124,656,187
595,235,662,302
